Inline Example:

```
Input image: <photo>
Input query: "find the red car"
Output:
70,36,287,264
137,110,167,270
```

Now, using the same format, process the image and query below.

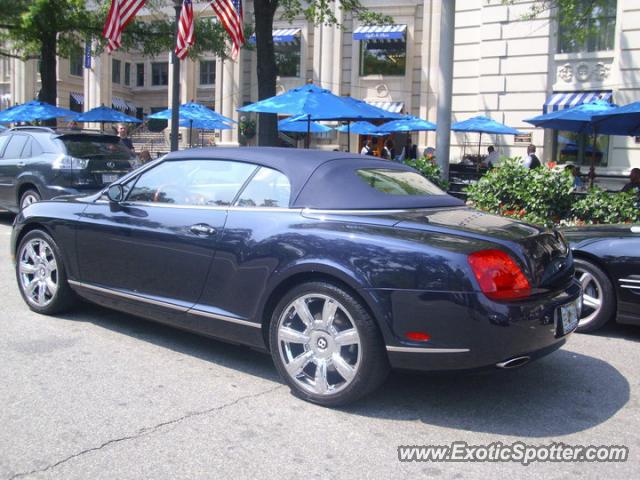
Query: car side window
3,135,28,159
20,138,32,158
235,167,291,208
0,135,10,158
126,159,257,206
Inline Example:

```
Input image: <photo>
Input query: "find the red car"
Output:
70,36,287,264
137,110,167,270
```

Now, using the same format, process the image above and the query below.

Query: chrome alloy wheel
575,266,602,328
18,238,58,308
21,193,39,209
277,294,361,396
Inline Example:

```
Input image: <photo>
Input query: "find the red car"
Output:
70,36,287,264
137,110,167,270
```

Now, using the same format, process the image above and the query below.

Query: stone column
218,56,241,146
10,58,37,105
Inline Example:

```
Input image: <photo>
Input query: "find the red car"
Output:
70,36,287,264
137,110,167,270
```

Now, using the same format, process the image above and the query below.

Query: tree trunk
253,0,278,146
38,32,58,126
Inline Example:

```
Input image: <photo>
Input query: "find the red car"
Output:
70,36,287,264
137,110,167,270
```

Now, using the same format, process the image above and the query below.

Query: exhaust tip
496,356,531,369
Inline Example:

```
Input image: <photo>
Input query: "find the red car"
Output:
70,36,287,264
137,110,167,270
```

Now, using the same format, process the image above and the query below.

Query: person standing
360,140,374,156
486,145,500,167
621,168,640,194
523,144,541,169
117,124,134,152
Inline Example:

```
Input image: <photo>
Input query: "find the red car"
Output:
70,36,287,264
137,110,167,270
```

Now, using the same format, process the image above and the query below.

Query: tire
269,281,389,407
574,258,615,333
15,229,75,315
20,189,41,210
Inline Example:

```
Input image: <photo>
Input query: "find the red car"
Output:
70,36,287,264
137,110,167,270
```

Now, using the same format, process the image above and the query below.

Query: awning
353,24,407,41
70,92,84,105
543,91,612,114
112,96,128,111
249,28,301,44
365,101,404,114
125,101,137,111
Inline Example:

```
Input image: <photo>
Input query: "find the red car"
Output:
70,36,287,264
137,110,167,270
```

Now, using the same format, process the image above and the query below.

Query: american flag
210,0,245,60
103,0,146,53
175,0,195,59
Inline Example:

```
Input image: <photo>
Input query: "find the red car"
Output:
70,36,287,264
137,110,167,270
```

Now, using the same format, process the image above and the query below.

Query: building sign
514,133,532,144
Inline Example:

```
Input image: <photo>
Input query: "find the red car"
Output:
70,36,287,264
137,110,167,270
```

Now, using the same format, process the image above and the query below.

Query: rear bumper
378,280,582,372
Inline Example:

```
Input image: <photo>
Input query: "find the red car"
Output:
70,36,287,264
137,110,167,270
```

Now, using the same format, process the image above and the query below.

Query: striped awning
125,101,137,111
112,96,128,111
353,25,407,41
543,91,612,113
366,101,404,114
249,28,301,44
70,92,84,105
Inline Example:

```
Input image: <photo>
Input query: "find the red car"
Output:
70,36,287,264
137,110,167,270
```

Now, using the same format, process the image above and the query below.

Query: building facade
1,0,638,174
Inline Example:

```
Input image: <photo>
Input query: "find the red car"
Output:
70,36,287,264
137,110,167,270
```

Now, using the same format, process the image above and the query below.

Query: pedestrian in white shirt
486,146,500,167
523,144,541,169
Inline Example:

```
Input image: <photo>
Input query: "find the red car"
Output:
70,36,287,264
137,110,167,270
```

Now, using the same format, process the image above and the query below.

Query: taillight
52,155,89,171
467,249,531,300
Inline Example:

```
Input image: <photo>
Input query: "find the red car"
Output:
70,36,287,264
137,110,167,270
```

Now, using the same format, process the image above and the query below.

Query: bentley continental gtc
12,148,582,406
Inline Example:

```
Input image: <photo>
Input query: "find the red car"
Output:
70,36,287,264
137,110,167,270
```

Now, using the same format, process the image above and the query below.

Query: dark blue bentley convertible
11,148,581,406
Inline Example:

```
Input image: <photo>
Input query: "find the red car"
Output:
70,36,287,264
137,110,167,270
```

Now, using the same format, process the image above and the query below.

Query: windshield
356,169,445,196
60,137,135,160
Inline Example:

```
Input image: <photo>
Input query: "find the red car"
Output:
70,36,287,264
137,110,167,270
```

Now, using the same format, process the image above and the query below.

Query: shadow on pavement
52,300,631,439
347,347,629,437
0,211,15,227
590,321,640,343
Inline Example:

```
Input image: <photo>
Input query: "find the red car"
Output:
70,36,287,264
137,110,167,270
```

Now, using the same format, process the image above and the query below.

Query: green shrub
404,157,449,190
570,189,640,225
465,158,574,226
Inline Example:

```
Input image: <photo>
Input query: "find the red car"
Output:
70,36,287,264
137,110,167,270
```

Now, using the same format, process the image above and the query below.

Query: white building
0,0,638,174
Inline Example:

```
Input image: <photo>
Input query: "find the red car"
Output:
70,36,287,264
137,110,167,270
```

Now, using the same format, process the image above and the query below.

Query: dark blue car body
11,147,580,373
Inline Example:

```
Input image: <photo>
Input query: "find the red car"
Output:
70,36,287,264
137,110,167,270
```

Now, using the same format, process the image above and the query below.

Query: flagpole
170,0,182,151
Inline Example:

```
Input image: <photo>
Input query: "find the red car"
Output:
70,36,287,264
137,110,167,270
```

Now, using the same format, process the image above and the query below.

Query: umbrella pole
306,115,311,149
189,120,193,149
477,132,482,172
347,122,351,153
589,126,597,188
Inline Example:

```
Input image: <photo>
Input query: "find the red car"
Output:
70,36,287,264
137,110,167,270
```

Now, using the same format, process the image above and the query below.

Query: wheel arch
572,249,619,317
258,266,390,351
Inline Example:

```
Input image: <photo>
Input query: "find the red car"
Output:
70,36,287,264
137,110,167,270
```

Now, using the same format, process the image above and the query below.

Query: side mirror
107,184,124,203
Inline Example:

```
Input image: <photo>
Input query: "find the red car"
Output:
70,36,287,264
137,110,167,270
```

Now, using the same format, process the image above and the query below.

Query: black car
0,127,135,212
562,225,640,332
11,147,581,406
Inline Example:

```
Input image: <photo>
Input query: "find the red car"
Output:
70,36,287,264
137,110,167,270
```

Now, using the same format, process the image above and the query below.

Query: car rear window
60,137,135,160
356,169,445,196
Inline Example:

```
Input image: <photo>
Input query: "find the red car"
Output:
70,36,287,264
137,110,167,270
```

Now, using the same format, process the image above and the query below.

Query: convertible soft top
165,147,464,209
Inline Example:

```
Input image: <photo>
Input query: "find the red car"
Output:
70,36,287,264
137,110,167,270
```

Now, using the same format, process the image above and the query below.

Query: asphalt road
0,211,638,479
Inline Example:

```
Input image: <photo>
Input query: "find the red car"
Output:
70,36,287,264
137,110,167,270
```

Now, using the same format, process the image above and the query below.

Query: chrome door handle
189,224,217,236
17,162,25,167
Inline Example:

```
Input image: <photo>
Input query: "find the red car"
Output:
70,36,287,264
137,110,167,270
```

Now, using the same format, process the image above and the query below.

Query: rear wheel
20,189,41,210
574,258,615,333
16,230,74,315
269,281,389,406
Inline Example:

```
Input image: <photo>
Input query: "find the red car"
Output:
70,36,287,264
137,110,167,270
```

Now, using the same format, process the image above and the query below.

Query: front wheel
269,281,389,407
16,230,75,315
574,258,615,333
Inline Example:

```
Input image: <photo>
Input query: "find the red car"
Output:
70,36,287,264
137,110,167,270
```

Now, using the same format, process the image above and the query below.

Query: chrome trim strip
68,280,188,312
386,346,470,354
303,208,413,215
631,226,640,234
188,309,261,328
620,285,640,290
123,201,296,213
620,278,640,284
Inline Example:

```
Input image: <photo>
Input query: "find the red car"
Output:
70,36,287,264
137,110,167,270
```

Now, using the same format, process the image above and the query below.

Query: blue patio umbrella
335,121,385,136
524,100,617,183
278,117,332,133
592,101,640,136
238,84,400,148
147,102,235,125
75,106,141,125
148,102,235,148
375,115,437,133
0,100,78,123
451,115,523,166
179,118,232,130
524,100,616,133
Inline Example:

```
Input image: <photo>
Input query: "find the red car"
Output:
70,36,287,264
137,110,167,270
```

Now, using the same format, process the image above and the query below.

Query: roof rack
8,126,56,133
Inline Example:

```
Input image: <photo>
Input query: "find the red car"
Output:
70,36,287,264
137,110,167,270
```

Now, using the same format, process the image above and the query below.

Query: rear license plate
102,174,118,184
557,297,581,336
